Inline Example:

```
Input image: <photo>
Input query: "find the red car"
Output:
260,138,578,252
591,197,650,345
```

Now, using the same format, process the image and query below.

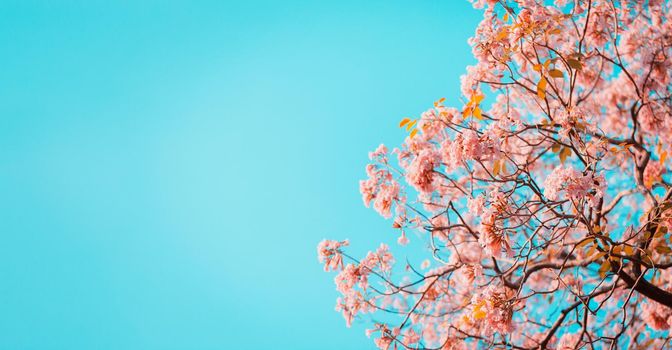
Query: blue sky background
0,1,480,349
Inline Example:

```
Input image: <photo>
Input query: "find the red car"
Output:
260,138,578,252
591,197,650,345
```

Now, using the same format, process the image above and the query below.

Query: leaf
399,118,411,127
472,300,487,320
623,245,634,255
567,58,582,70
473,107,482,120
473,94,485,104
537,78,547,99
559,147,572,163
656,245,672,254
661,151,668,164
551,143,561,153
549,69,564,78
592,225,601,233
493,159,501,176
533,64,542,72
593,251,607,260
495,28,508,41
598,259,611,278
612,245,623,254
406,120,417,131
409,129,418,138
585,244,596,257
473,309,486,320
655,225,668,238
576,239,592,249
503,12,509,22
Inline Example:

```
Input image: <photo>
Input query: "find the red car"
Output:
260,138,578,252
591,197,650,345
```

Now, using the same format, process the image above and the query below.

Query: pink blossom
543,166,605,207
469,285,515,334
644,161,665,188
405,148,439,193
397,231,409,246
641,300,671,330
317,239,349,271
467,195,486,216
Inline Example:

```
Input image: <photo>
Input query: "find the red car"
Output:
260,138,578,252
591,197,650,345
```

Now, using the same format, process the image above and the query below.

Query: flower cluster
317,239,348,271
319,243,395,327
441,130,501,171
467,285,515,335
543,166,606,207
360,145,402,218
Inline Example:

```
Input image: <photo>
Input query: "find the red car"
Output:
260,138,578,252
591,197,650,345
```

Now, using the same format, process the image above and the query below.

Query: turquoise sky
0,1,480,349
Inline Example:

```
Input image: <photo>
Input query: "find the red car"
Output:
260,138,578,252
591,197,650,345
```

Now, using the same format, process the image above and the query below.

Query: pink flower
644,161,665,188
467,195,486,216
369,144,388,160
317,239,349,271
360,155,403,218
469,285,515,334
405,148,439,193
641,300,671,330
543,166,605,207
397,231,409,246
373,182,399,219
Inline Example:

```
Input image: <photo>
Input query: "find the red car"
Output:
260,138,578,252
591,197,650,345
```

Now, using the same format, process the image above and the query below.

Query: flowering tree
317,0,672,349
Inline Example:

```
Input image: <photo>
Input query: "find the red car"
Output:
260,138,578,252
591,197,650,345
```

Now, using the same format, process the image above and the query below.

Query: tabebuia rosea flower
318,0,672,348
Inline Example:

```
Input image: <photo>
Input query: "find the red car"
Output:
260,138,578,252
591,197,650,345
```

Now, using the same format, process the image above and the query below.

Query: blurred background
0,1,480,349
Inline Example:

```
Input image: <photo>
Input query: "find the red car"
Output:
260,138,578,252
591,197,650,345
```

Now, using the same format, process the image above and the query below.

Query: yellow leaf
473,107,482,120
576,239,592,249
598,259,611,278
559,147,571,163
493,159,501,176
549,69,564,78
593,225,601,233
655,226,668,238
551,143,561,153
472,300,487,320
495,28,508,41
399,118,411,127
473,309,486,320
473,94,485,104
543,60,552,69
567,58,582,70
656,245,672,254
406,120,417,131
503,12,509,22
623,245,634,255
410,129,418,138
593,251,607,260
661,151,668,164
533,64,542,72
537,78,547,99
585,244,596,257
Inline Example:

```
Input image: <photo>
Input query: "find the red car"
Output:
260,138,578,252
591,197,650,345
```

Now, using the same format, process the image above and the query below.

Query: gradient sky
0,1,480,349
